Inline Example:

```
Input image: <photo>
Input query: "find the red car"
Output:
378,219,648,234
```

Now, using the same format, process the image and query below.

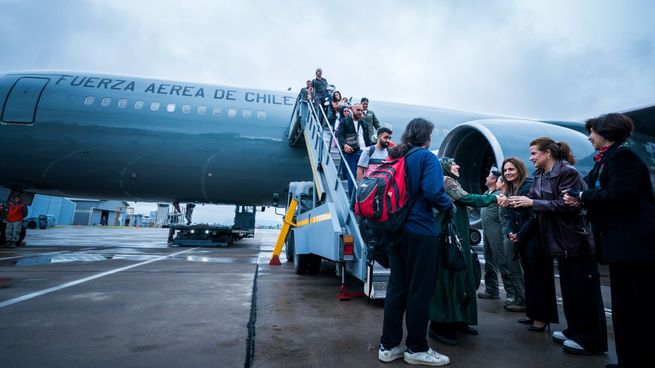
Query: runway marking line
0,248,198,309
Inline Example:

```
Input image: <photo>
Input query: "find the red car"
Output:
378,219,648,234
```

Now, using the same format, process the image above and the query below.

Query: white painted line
0,251,69,261
0,248,197,309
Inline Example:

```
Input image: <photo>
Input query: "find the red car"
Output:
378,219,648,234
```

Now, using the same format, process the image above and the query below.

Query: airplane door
1,77,49,124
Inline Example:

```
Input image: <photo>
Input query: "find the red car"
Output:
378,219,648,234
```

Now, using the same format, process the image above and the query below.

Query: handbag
471,249,481,289
345,133,360,150
440,219,466,272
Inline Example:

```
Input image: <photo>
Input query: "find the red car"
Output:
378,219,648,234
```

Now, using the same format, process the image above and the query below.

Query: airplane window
151,102,160,111
257,111,266,120
243,110,252,119
227,108,237,118
182,104,191,114
118,99,128,109
212,107,222,116
198,106,207,115
166,103,176,112
84,96,95,105
134,100,144,110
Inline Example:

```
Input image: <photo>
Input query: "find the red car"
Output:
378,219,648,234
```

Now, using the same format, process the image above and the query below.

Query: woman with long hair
511,137,607,355
564,113,655,367
326,90,342,127
428,158,508,346
379,118,452,366
495,175,526,309
502,157,559,331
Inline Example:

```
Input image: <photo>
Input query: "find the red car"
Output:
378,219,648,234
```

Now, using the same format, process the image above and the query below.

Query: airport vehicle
0,71,653,297
37,214,56,229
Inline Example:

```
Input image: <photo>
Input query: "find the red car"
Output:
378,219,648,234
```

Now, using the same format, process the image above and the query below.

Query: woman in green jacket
429,157,508,346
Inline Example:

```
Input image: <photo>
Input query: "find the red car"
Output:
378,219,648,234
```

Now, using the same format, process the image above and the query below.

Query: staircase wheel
294,252,309,275
308,254,322,274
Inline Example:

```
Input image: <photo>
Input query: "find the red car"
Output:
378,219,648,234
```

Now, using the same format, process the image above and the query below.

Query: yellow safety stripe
295,212,332,227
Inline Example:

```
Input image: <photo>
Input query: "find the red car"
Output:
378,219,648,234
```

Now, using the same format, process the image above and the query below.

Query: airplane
0,70,654,210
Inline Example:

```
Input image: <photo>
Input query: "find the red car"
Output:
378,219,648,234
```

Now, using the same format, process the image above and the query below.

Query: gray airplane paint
0,71,652,206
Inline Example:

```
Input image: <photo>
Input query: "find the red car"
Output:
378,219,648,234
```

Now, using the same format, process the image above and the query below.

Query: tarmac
0,227,616,367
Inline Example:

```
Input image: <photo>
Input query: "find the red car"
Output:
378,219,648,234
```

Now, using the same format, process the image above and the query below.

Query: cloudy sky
2,0,654,224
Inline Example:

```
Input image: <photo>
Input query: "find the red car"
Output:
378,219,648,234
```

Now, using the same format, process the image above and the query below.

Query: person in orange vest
6,195,28,248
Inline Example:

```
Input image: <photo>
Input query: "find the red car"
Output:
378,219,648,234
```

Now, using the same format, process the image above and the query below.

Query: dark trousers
381,231,439,352
557,255,608,352
609,262,655,367
519,247,559,323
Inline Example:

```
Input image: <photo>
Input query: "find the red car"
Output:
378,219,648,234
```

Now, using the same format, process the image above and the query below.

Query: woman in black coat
502,157,559,330
564,113,655,368
510,137,607,355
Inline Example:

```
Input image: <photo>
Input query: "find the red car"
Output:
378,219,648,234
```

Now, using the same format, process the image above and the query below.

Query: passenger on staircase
356,127,393,181
326,91,343,128
311,68,329,123
301,80,313,101
337,103,367,195
360,97,381,144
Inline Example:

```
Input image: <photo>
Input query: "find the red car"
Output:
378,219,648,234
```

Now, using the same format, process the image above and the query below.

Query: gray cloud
2,0,654,220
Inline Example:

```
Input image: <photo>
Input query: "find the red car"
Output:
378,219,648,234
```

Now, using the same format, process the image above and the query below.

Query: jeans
342,151,362,196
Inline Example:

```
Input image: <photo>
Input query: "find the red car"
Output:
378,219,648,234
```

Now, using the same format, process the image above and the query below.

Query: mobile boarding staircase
270,93,389,300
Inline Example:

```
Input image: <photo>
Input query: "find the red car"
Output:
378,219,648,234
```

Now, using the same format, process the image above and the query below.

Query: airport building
71,199,129,226
26,194,76,226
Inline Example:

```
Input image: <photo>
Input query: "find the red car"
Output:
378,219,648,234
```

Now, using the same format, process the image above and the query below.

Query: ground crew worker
5,195,28,247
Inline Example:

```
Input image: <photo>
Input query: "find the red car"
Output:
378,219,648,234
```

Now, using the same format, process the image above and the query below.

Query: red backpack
354,147,420,232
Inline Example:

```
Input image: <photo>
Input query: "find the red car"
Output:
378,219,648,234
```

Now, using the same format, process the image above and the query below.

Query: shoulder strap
368,146,376,156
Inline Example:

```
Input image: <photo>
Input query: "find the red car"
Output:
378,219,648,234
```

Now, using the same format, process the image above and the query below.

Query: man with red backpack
377,118,454,366
5,195,28,248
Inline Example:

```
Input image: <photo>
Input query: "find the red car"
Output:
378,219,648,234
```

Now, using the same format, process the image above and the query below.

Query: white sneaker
404,348,450,366
552,330,567,344
378,344,406,363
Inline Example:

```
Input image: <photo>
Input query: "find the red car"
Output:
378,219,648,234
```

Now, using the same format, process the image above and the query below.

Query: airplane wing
622,104,655,137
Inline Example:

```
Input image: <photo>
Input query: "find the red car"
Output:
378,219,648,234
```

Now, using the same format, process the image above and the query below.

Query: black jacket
336,117,372,151
528,160,594,257
581,144,655,263
503,178,543,262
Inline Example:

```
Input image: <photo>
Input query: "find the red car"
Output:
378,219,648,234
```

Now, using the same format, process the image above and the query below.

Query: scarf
593,146,610,162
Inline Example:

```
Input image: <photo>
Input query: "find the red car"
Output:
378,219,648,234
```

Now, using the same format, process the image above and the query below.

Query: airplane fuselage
1,71,652,206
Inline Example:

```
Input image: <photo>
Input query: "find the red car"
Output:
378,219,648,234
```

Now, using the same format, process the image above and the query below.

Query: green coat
429,193,497,325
